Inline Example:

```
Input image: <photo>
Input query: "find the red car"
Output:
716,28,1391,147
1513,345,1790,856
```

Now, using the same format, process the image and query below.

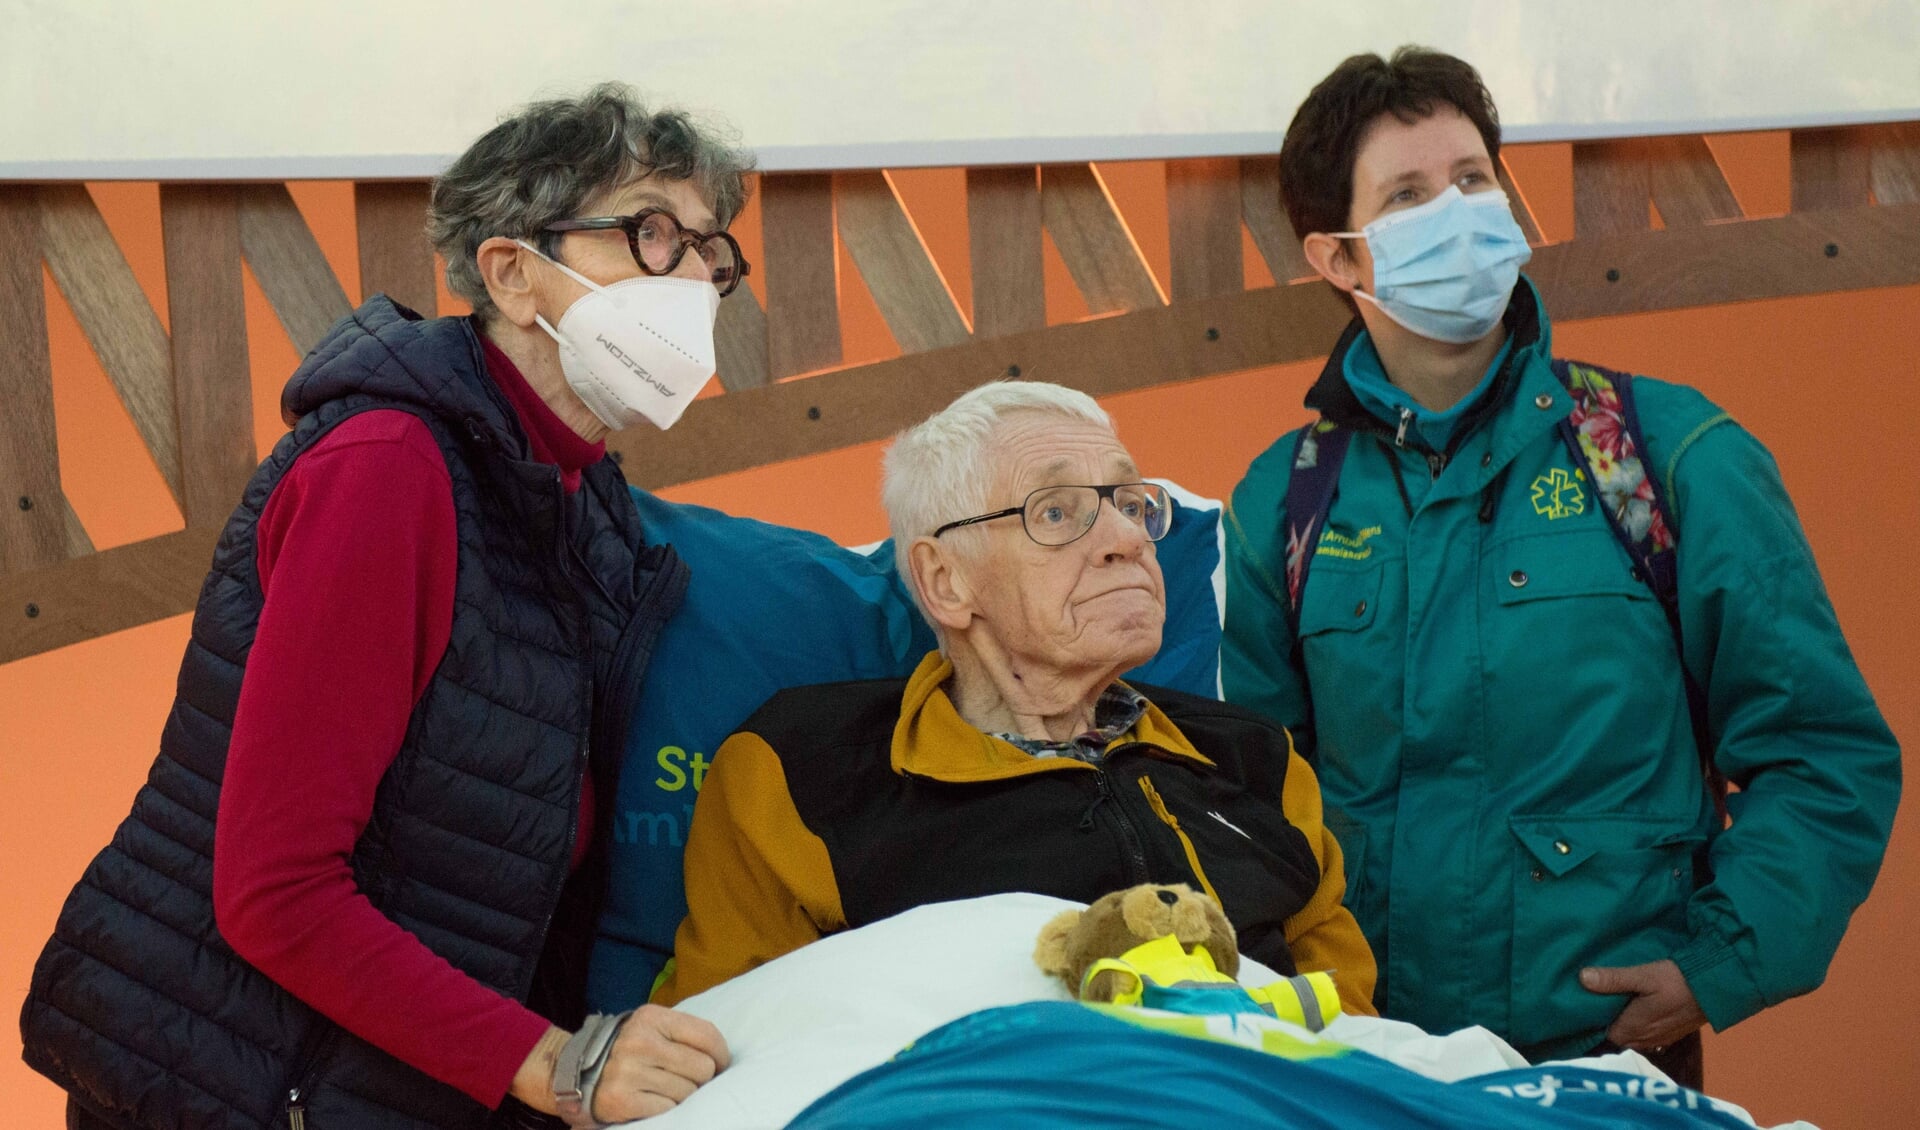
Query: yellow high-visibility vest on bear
1084,932,1342,1031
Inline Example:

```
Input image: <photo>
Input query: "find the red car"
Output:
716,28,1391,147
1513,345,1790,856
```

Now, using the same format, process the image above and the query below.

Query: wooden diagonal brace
1239,156,1314,283
38,184,184,509
714,278,772,391
835,170,970,354
1041,163,1164,313
237,183,353,359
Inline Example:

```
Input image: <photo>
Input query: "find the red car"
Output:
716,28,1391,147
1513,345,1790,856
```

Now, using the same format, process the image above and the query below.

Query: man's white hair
882,380,1112,613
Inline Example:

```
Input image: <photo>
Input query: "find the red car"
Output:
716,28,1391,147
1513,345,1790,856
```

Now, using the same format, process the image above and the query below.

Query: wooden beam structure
761,173,843,378
38,184,185,508
161,184,255,527
1166,158,1243,301
7,122,1920,664
1,526,221,665
966,166,1045,338
1238,156,1315,284
835,170,971,352
0,186,70,573
237,183,353,357
1495,156,1546,245
354,181,437,314
713,279,772,391
605,198,1920,489
1573,139,1654,238
1792,127,1873,211
1041,163,1165,313
1644,135,1742,226
1868,122,1920,204
605,279,1348,491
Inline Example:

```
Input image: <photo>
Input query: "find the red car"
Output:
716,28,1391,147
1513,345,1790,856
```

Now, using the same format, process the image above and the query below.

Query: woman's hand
591,1006,731,1121
509,1006,731,1122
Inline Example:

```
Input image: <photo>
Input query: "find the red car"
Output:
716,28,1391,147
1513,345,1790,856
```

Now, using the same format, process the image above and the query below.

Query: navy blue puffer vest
21,298,688,1129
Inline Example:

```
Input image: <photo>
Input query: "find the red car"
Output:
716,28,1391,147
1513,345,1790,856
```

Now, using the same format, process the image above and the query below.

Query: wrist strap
553,1011,631,1129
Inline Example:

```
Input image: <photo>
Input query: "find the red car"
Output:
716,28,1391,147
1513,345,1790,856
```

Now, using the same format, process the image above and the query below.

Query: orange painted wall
3,138,1913,1128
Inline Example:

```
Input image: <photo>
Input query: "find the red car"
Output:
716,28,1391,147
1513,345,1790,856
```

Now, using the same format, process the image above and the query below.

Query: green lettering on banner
656,745,689,790
655,745,713,792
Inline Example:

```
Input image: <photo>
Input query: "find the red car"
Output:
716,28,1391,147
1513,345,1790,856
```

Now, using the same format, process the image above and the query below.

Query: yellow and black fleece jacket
656,652,1377,1014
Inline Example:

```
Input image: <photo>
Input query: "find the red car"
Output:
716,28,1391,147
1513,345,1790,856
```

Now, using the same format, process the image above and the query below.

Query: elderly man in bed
655,381,1376,1015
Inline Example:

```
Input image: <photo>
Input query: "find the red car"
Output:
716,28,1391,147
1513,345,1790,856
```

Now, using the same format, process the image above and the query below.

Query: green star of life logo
1530,467,1586,520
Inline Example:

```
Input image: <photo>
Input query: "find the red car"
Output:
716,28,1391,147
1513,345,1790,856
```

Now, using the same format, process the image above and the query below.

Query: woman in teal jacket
1222,48,1900,1083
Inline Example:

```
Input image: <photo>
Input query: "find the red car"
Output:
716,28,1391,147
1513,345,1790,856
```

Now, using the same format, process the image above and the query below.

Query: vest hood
281,297,526,456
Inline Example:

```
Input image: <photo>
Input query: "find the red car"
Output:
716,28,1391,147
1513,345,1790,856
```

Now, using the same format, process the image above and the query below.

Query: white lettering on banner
1483,1070,1739,1115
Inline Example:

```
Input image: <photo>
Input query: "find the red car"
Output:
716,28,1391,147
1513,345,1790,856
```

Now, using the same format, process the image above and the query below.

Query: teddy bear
1033,882,1342,1030
1033,883,1239,1003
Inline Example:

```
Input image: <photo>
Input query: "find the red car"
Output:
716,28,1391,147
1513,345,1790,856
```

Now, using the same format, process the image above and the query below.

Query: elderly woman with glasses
653,381,1377,1017
25,86,751,1130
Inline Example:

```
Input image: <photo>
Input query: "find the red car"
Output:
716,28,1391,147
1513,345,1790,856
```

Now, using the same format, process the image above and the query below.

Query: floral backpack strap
1278,420,1353,640
1552,359,1727,825
1552,360,1679,604
1275,421,1352,768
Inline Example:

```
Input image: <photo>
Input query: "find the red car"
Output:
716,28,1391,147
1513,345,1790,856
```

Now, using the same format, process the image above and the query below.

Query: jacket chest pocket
1492,530,1650,608
1294,564,1403,790
1298,565,1381,638
1484,531,1677,762
1506,813,1703,1050
1296,566,1385,708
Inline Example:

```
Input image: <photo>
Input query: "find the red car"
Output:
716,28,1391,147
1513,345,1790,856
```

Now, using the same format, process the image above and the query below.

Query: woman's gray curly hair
427,82,754,320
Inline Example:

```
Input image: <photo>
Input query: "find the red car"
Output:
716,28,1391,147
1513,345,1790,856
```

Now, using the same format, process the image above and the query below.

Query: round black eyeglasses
932,483,1173,547
542,207,750,297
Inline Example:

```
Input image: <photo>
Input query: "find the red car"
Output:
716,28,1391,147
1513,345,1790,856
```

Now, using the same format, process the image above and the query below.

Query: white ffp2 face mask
518,240,721,432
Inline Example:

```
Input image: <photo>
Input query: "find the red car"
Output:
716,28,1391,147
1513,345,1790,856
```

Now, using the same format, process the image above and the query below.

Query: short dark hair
427,83,754,320
1278,47,1502,240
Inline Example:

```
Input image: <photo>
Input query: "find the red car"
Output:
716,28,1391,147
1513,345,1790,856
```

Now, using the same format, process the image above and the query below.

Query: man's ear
907,536,973,633
476,236,542,328
1302,233,1361,296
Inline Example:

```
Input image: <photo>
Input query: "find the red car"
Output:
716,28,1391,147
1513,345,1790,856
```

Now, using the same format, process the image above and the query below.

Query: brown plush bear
1033,883,1238,1002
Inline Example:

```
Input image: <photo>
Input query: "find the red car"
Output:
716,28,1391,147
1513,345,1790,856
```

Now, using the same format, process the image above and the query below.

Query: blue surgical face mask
1335,186,1532,344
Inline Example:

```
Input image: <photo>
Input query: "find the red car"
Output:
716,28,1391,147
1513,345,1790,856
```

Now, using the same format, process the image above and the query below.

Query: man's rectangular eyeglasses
932,483,1173,547
542,207,750,297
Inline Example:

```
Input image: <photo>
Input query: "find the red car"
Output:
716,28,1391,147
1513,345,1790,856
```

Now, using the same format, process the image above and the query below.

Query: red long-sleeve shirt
213,336,605,1108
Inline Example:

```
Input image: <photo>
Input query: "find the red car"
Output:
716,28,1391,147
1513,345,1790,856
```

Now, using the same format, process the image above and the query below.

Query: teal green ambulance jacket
1222,280,1901,1062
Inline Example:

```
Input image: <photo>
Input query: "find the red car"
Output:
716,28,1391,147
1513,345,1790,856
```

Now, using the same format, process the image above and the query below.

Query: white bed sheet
622,894,1813,1130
